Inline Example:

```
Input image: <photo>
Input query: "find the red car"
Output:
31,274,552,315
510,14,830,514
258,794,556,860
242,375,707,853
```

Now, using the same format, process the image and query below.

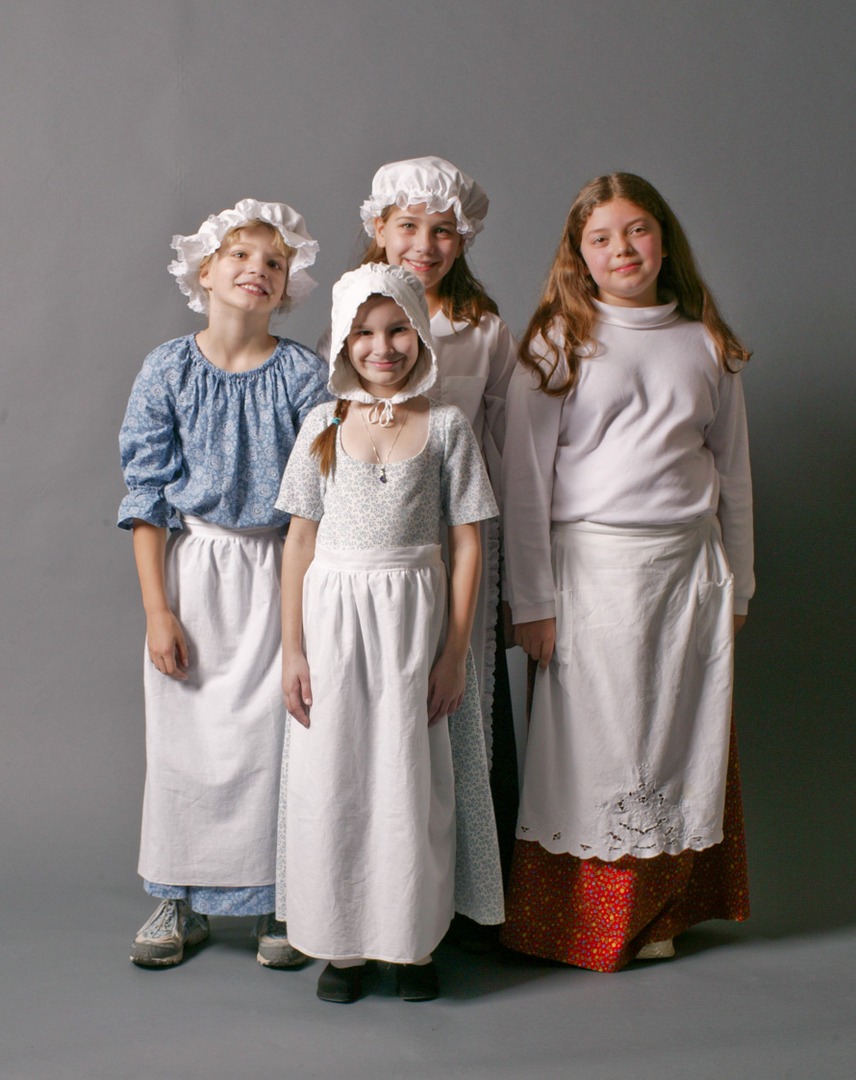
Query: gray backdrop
2,2,854,1077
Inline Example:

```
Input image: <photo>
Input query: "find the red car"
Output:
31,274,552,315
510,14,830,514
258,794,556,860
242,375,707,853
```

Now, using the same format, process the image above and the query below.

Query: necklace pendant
379,468,387,484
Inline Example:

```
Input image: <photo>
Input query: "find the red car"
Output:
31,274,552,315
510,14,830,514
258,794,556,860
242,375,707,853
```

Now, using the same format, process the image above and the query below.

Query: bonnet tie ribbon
367,399,395,427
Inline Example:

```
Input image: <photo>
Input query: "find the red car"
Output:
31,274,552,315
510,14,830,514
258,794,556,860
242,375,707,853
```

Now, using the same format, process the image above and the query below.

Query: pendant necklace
361,403,408,483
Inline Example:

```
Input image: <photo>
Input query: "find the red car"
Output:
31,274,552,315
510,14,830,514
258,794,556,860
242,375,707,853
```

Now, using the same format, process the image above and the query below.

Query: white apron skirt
278,544,503,964
517,516,734,862
138,517,285,886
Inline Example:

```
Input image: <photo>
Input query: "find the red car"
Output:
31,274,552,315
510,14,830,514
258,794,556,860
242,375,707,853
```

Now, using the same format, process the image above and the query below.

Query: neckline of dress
335,401,434,472
430,310,473,337
190,334,284,378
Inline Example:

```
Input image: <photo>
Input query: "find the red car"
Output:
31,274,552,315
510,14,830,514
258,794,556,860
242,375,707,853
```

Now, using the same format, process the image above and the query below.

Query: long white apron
517,516,734,862
138,517,285,886
282,544,457,964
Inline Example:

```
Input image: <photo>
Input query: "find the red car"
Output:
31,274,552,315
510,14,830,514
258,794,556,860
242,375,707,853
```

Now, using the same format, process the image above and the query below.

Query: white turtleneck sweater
503,300,754,620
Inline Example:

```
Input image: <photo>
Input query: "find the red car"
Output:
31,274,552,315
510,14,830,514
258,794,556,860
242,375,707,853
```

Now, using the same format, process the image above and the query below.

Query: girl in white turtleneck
501,173,754,973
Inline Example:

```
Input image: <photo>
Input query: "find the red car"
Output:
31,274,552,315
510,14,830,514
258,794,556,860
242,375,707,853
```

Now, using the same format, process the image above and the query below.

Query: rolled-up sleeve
117,354,182,530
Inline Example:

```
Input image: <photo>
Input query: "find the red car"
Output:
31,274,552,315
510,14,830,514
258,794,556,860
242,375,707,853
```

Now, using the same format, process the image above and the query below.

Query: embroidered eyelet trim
518,776,712,859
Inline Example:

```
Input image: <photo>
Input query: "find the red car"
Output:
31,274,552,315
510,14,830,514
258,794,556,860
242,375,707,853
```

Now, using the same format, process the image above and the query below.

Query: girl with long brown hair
502,173,754,971
354,156,520,903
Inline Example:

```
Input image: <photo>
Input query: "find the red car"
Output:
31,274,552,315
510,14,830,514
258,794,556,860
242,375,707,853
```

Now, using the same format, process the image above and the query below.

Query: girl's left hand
427,652,467,725
282,650,312,727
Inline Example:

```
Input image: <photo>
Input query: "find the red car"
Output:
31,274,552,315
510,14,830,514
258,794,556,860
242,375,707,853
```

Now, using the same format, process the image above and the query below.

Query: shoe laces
140,899,180,939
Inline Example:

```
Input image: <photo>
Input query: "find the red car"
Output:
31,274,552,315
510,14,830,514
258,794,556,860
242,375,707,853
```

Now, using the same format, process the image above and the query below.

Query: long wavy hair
520,173,751,397
361,206,498,326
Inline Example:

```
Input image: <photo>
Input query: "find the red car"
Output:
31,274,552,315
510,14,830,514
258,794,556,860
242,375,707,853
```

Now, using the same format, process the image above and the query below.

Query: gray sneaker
255,913,307,968
131,899,210,968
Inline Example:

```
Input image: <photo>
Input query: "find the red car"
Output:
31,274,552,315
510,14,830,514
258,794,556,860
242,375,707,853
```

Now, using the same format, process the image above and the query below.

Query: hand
514,617,556,669
146,610,189,680
282,650,312,727
734,613,747,636
427,651,467,726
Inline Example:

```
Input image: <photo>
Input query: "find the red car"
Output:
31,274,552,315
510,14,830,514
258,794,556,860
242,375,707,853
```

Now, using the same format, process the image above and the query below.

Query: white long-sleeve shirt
503,300,754,621
426,311,516,503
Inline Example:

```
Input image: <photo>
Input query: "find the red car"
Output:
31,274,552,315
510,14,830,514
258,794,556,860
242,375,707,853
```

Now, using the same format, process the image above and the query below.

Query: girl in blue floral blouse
118,199,329,969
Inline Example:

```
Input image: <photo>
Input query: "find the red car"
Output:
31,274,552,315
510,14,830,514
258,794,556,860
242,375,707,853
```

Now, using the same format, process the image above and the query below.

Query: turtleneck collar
593,297,680,330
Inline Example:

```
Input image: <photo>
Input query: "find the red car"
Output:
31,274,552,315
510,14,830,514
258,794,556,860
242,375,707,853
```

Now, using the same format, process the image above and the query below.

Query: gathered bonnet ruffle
168,198,319,315
359,157,489,245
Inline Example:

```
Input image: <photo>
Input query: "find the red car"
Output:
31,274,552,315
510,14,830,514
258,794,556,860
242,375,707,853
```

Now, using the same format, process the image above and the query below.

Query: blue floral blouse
118,334,330,531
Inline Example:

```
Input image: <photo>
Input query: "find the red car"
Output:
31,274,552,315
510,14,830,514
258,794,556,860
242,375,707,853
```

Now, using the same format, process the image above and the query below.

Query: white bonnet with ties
168,198,319,314
359,156,489,245
328,263,438,413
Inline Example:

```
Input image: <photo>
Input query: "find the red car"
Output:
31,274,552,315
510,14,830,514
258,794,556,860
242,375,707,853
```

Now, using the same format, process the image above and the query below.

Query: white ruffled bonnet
168,198,319,314
328,264,438,409
359,156,489,245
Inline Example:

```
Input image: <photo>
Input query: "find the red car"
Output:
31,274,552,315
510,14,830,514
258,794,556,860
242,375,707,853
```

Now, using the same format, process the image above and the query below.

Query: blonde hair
199,220,293,308
520,173,751,397
361,206,498,326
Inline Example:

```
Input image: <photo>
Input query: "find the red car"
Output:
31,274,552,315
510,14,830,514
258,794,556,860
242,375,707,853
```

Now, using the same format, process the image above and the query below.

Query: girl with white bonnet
352,157,519,891
118,199,329,969
276,263,504,1002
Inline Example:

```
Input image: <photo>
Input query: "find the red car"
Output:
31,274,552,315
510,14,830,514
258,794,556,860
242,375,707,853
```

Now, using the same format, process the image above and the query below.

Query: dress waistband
553,514,720,543
312,544,443,572
181,515,284,540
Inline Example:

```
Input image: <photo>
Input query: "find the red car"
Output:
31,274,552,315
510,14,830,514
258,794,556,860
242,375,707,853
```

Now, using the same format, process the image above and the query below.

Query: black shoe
447,913,499,954
395,961,439,1002
316,962,363,1003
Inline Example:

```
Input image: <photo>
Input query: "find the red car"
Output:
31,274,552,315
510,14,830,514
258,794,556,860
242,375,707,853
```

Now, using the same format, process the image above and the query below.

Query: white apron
138,517,285,886
279,544,504,963
517,516,734,862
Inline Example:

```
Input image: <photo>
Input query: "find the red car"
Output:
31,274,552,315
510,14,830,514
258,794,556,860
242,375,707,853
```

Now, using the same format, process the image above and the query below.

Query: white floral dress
274,401,504,963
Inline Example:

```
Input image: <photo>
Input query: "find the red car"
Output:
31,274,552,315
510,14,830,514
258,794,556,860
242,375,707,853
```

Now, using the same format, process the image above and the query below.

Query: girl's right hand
146,610,189,680
282,652,312,727
514,618,556,669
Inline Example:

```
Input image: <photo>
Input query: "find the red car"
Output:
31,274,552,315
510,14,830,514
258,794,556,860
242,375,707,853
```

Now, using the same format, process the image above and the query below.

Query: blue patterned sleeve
284,341,332,427
117,346,182,530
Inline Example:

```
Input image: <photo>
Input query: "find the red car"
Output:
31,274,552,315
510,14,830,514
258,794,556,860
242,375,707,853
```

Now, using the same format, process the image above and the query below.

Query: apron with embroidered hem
517,515,734,862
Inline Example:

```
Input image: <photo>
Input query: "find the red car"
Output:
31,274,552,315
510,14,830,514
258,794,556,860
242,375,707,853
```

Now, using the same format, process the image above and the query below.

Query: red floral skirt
500,718,749,972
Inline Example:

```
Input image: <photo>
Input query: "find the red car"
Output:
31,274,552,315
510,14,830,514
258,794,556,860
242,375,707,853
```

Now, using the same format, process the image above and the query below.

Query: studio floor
2,883,852,1080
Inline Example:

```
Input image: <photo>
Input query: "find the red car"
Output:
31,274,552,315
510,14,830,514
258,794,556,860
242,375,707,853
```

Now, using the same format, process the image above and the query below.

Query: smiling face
373,204,463,306
199,224,290,316
579,198,664,307
345,295,421,397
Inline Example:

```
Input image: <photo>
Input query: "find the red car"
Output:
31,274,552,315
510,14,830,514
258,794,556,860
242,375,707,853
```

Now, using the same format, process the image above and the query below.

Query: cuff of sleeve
117,490,179,531
512,600,556,623
734,597,750,617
